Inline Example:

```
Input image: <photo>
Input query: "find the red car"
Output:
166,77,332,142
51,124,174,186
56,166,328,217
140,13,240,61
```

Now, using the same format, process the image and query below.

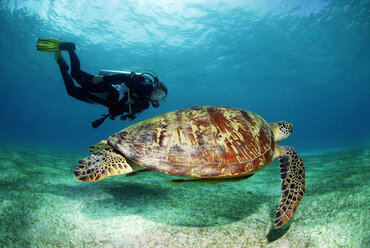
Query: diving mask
150,88,166,108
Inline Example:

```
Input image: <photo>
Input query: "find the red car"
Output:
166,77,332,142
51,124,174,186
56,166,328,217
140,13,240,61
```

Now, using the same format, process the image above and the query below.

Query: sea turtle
74,106,305,228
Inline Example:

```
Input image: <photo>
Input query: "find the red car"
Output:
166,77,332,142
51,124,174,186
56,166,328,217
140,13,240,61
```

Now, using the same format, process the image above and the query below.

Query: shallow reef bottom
0,144,369,247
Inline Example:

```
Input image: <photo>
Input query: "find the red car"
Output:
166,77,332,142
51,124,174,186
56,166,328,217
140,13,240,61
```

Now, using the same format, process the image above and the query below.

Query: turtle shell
108,106,275,178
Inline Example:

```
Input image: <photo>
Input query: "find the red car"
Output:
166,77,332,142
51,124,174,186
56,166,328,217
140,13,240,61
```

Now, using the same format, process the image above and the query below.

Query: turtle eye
284,123,293,134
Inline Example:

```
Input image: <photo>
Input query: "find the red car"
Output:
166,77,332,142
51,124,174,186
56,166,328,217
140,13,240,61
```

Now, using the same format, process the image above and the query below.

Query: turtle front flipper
88,140,110,153
74,148,143,182
274,146,305,228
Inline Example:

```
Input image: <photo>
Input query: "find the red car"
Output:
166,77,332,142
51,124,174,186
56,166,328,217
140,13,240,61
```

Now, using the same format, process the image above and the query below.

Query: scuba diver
36,38,168,128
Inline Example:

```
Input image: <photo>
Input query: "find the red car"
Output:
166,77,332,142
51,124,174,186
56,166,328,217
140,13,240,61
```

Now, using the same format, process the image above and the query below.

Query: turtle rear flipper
74,148,143,182
274,146,305,228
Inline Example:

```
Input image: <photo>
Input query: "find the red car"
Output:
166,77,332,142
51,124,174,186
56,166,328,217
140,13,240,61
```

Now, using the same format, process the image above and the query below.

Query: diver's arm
120,100,150,121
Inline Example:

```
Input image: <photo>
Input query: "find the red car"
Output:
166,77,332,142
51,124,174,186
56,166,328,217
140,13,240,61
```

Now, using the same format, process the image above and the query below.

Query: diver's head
150,81,167,108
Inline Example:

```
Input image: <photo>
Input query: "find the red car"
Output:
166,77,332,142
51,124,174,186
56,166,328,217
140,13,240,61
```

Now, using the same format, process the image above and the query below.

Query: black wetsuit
58,48,154,121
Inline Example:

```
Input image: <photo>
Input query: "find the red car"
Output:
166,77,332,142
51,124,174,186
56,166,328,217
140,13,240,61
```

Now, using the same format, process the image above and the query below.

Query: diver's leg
59,43,112,93
66,49,95,88
58,65,93,103
65,49,112,92
58,64,108,106
59,43,96,87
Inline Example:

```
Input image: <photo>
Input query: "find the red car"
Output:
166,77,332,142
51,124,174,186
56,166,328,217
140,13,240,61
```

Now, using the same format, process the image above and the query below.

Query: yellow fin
171,174,254,184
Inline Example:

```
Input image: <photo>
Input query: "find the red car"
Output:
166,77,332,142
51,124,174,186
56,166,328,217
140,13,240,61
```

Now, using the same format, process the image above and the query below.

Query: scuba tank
99,69,159,86
99,69,131,76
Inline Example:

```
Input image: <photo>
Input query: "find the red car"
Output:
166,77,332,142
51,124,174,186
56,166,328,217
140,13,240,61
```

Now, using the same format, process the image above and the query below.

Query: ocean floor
0,144,369,247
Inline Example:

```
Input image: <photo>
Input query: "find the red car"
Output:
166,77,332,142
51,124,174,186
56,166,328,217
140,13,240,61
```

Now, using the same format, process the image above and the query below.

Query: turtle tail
274,146,305,228
74,148,142,182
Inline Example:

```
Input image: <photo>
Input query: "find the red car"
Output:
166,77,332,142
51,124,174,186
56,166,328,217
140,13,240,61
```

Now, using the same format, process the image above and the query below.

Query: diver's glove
120,113,137,122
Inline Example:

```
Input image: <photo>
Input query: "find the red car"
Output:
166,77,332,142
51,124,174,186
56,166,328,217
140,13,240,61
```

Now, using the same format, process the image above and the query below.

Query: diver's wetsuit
57,48,154,120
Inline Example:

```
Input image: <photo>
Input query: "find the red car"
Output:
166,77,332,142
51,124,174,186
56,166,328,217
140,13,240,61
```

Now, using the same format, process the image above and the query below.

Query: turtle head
74,148,144,182
269,121,293,142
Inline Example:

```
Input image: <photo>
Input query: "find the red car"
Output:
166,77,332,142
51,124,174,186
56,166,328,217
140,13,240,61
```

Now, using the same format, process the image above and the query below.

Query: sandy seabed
0,145,369,247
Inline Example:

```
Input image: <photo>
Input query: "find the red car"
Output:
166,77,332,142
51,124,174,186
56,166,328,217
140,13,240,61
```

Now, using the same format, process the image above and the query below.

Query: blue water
0,0,369,154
